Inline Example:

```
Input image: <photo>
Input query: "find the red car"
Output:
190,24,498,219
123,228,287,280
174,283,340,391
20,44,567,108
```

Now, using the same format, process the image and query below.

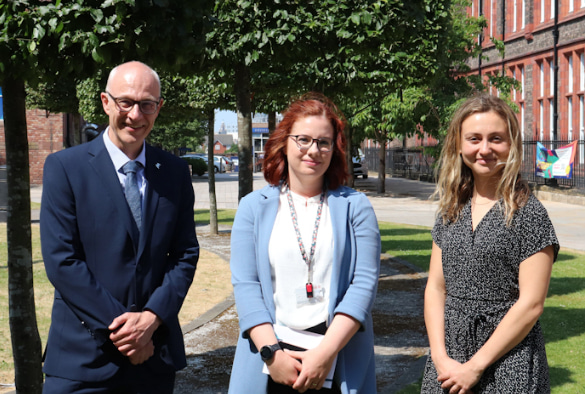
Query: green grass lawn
194,209,237,226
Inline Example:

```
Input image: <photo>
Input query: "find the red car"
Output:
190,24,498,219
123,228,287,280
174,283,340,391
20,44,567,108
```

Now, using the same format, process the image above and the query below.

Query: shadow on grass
0,259,44,269
379,227,433,271
547,277,585,297
555,251,581,262
549,365,577,391
541,306,585,344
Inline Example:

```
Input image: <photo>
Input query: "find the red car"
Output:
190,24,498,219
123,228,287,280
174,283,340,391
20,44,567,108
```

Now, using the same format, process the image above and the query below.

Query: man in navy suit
40,61,199,393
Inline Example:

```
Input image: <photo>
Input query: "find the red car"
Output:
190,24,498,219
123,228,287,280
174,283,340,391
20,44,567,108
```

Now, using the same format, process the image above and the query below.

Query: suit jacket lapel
87,135,140,245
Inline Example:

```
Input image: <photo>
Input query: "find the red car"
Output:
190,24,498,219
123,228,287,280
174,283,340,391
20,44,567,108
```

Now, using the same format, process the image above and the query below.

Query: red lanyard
286,187,325,298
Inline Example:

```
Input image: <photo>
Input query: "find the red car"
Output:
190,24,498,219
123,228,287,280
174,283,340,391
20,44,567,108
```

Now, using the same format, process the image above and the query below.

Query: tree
0,1,211,391
346,0,491,193
206,0,453,199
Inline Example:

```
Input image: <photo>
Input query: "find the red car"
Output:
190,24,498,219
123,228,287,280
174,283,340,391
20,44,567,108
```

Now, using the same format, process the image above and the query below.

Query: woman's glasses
288,135,333,152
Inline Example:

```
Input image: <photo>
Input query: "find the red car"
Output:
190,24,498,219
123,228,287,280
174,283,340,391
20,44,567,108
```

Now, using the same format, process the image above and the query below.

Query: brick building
0,86,83,185
467,0,585,162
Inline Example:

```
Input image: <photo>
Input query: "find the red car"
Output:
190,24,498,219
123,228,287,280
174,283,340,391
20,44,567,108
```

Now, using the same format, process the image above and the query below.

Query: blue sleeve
333,193,381,328
230,193,273,338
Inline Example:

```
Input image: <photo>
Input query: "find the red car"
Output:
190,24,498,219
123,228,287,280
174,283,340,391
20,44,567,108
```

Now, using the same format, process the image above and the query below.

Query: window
521,67,525,100
579,53,585,91
490,0,494,37
521,103,525,159
579,96,585,164
512,68,517,100
551,0,555,18
549,59,554,95
521,103,525,134
541,0,545,22
540,101,544,140
0,87,3,121
569,55,574,93
549,100,554,137
570,0,575,13
513,0,517,32
522,0,526,28
568,97,573,140
540,62,544,97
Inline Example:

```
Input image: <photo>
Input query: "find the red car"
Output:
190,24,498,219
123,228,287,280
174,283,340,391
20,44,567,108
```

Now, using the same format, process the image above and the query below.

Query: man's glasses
288,135,333,152
106,91,162,115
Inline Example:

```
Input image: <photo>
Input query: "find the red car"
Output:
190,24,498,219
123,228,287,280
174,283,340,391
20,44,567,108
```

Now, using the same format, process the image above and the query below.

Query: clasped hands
435,356,484,394
267,346,336,393
109,310,162,365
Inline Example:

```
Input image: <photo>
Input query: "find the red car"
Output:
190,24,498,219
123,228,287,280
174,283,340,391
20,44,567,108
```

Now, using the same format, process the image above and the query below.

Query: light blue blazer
228,185,381,393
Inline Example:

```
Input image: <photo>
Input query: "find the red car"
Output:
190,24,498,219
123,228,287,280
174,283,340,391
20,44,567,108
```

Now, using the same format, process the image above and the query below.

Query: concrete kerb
182,293,235,335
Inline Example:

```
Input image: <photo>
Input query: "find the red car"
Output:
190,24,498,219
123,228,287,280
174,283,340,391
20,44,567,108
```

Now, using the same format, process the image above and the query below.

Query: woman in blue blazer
228,93,381,393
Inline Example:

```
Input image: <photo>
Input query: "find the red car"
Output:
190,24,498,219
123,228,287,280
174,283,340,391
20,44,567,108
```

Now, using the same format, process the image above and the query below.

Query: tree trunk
207,109,218,235
377,136,386,194
234,63,253,201
345,124,354,188
268,112,276,135
3,77,44,393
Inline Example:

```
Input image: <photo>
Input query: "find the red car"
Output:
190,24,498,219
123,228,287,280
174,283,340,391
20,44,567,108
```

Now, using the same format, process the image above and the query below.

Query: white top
268,187,334,330
103,128,147,202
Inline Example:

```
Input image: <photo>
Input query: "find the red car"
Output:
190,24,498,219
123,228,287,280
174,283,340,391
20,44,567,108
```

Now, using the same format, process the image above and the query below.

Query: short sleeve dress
421,194,559,393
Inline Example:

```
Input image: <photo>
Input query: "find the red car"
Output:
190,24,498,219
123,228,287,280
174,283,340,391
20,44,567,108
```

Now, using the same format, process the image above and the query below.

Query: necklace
286,186,325,298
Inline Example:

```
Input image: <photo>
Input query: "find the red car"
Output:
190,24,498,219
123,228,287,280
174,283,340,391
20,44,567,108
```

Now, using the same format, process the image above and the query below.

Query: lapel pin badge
155,163,161,169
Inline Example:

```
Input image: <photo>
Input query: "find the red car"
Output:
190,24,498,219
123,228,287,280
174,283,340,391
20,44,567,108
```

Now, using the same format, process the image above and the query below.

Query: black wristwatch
260,343,281,362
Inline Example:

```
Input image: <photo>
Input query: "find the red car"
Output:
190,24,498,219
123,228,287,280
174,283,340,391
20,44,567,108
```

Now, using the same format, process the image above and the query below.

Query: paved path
190,172,585,252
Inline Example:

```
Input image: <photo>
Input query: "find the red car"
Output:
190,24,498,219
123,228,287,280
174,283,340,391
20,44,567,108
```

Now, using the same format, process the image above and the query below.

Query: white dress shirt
268,187,334,330
102,128,147,204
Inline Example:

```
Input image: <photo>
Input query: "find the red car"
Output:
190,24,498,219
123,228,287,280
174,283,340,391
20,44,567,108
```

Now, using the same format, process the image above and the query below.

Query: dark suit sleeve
40,153,127,345
142,160,198,327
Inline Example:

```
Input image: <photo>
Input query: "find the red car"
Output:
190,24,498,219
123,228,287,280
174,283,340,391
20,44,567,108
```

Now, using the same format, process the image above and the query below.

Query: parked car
352,148,368,179
180,154,232,173
221,156,233,172
181,153,206,160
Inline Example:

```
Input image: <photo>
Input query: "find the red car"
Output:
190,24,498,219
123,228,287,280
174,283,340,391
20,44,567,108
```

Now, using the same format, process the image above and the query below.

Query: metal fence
364,139,585,192
364,146,437,181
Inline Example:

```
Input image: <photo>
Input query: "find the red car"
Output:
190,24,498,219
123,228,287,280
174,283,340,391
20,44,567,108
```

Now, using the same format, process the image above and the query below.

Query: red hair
263,93,349,190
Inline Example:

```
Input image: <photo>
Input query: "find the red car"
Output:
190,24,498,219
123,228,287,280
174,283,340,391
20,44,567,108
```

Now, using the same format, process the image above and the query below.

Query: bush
183,157,207,176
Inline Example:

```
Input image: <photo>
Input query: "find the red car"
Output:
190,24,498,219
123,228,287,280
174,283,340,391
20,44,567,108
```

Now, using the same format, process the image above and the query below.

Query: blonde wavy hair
434,94,530,226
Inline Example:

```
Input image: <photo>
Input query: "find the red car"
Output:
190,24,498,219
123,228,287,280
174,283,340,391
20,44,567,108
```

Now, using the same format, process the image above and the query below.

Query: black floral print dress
421,194,559,393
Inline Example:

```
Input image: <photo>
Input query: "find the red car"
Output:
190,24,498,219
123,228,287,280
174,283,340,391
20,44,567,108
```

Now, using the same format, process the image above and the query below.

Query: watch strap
260,342,281,361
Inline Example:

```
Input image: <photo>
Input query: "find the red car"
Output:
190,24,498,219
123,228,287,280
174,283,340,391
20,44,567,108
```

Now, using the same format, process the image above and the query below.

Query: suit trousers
43,368,175,394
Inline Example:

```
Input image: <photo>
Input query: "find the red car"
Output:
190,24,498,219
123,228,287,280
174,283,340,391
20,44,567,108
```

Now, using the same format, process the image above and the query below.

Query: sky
214,110,237,132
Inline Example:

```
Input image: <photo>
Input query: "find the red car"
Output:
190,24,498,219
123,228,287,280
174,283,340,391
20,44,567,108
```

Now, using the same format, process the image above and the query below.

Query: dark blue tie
123,160,142,230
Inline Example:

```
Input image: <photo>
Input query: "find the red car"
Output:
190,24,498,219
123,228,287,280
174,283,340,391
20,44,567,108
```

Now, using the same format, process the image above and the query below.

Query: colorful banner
536,141,578,179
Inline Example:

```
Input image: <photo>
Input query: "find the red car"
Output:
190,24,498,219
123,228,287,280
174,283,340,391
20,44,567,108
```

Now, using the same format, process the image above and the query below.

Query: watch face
260,346,273,360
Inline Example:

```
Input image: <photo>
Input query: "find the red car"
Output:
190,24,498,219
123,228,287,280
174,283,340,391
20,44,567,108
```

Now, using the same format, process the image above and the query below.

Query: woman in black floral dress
422,94,559,393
